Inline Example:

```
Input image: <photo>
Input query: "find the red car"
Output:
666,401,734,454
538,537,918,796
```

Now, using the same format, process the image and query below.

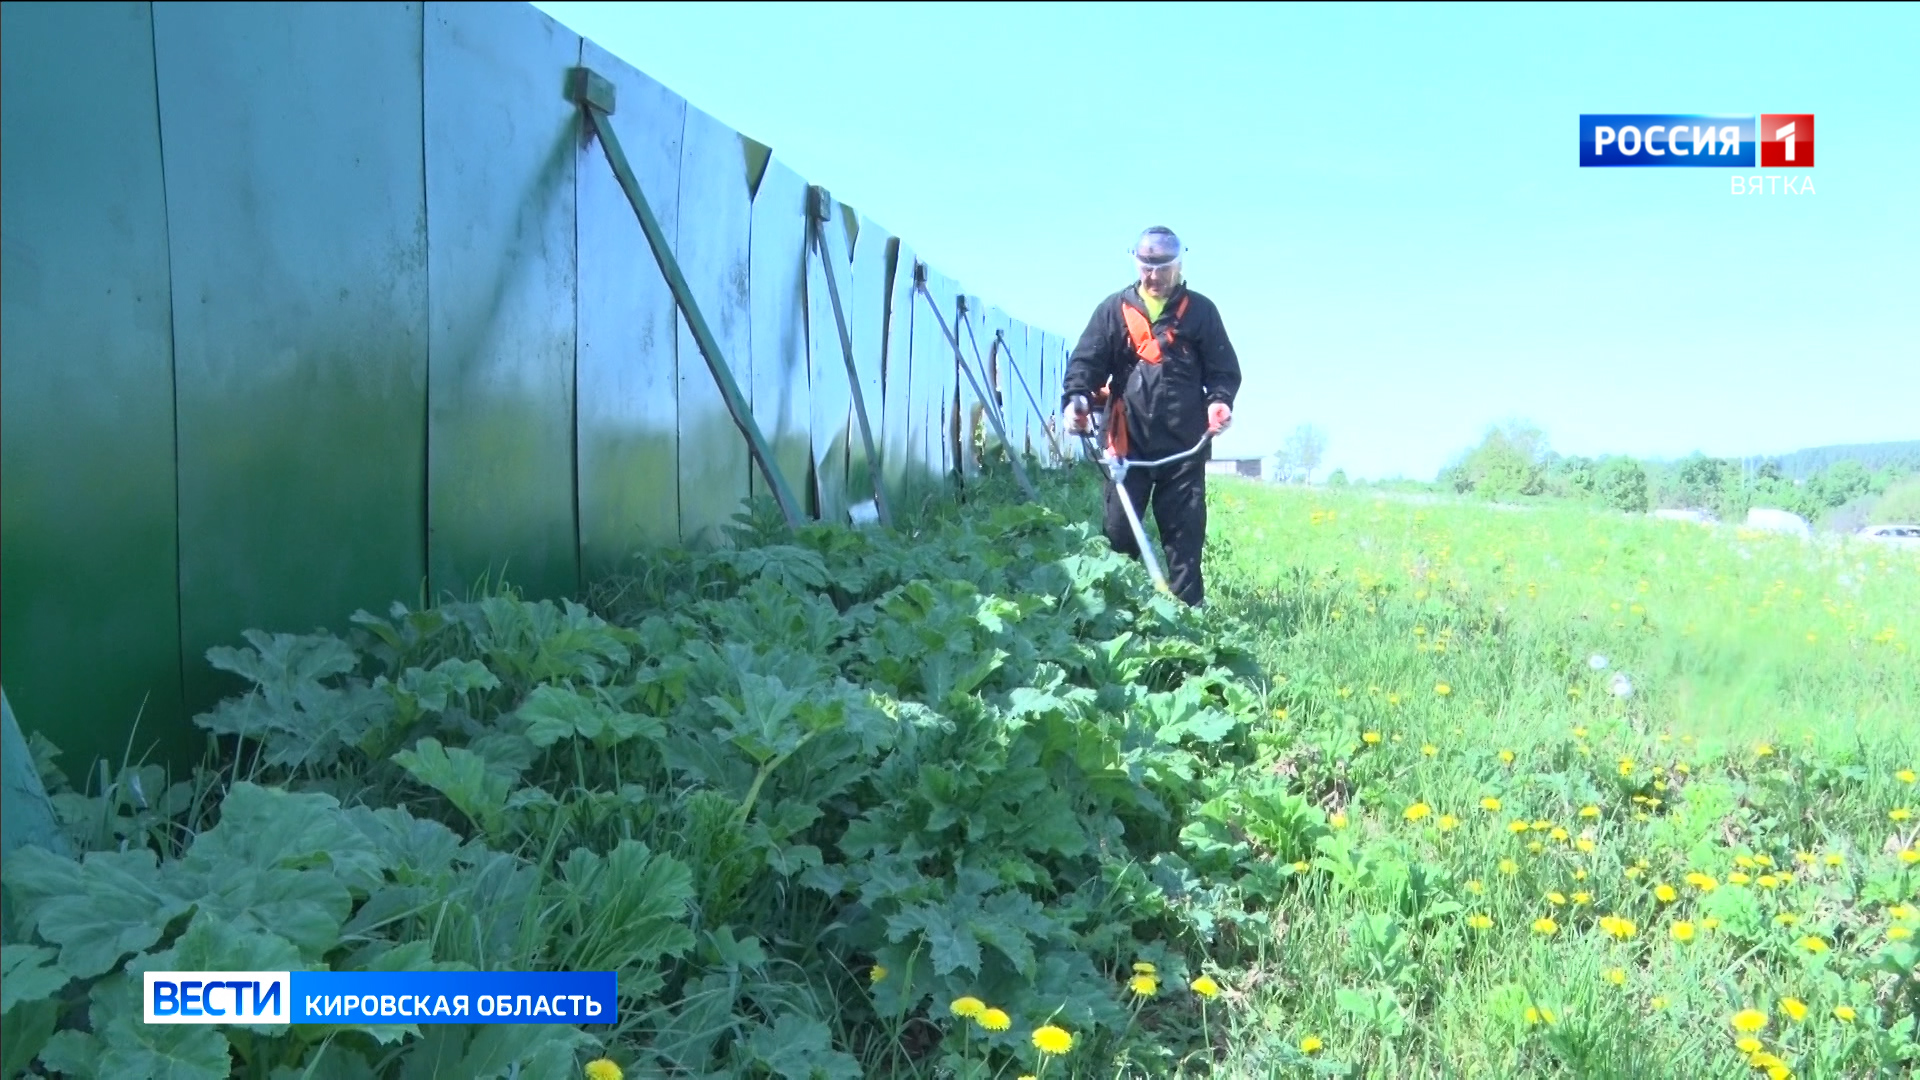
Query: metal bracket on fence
912,275,1036,501
568,66,806,531
982,323,1067,466
807,185,892,529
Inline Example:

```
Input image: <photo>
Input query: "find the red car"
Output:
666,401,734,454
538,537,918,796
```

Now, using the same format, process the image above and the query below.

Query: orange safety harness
1099,294,1189,457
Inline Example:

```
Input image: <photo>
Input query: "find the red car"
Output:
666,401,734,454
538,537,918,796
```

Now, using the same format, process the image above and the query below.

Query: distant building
1206,457,1266,479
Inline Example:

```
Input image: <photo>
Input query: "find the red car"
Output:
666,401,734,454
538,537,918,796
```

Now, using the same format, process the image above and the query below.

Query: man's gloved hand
1063,397,1091,434
1207,402,1233,434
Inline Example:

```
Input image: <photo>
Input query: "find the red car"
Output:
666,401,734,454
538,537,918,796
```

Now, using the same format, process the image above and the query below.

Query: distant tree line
1421,421,1920,529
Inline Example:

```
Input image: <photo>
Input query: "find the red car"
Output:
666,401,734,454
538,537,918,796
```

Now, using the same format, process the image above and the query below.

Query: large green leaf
516,684,663,750
391,739,512,835
745,1014,863,1080
91,975,234,1080
182,782,386,894
0,846,190,979
1,943,71,1012
453,1023,600,1079
1,997,58,1079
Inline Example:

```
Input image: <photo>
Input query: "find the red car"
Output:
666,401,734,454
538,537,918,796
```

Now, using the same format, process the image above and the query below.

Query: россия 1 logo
1579,114,1814,168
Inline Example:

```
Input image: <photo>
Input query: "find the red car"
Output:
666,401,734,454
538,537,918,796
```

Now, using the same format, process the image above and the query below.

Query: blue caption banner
289,971,618,1025
1579,114,1754,167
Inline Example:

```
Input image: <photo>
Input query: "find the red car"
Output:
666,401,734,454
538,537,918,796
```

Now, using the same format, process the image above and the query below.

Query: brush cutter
1068,391,1213,597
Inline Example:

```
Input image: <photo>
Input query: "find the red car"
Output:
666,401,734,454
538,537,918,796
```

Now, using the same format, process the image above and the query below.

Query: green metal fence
0,0,1074,786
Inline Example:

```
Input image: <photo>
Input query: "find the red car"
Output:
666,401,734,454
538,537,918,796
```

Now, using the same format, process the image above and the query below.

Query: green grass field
1191,477,1919,1078
3,460,1915,1080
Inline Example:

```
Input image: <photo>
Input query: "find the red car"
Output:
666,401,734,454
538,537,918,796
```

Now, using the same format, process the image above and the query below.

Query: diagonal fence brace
568,66,806,531
807,185,892,528
976,321,1067,467
912,273,1036,501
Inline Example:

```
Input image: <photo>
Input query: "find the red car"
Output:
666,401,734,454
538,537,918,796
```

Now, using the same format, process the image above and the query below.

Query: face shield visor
1131,229,1184,290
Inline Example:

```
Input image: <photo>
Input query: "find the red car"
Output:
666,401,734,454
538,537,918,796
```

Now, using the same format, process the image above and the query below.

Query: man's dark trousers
1103,457,1208,606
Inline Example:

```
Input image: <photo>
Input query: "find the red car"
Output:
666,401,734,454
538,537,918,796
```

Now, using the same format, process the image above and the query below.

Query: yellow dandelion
1579,805,1600,819
1756,743,1775,757
1686,872,1718,892
1363,731,1382,745
1466,879,1485,895
1423,743,1438,757
1438,814,1459,832
1499,858,1520,875
1890,904,1915,921
1901,850,1919,866
1527,841,1545,854
1576,838,1597,854
1533,917,1558,935
1895,808,1915,822
1773,913,1798,927
1605,968,1626,986
1651,996,1670,1010
1754,854,1773,867
1033,1025,1073,1056
870,965,888,983
1731,1008,1767,1033
1435,683,1452,696
1300,1035,1324,1054
1573,891,1592,906
951,997,986,1019
1481,796,1503,811
1824,853,1843,867
1781,998,1807,1022
1550,827,1571,843
1572,725,1589,738
1757,875,1779,889
1889,926,1914,941
1728,872,1752,886
1654,884,1678,903
1736,855,1757,870
1404,802,1432,822
1701,917,1721,931
1833,1005,1856,1022
1291,859,1309,873
1191,975,1220,999
1525,1006,1558,1025
1624,866,1643,879
1468,913,1493,929
1671,921,1696,942
1331,811,1348,829
1133,961,1156,975
1736,1036,1764,1055
979,1008,1011,1031
1500,749,1516,765
1575,868,1589,881
1128,974,1158,997
1531,819,1552,832
1547,892,1567,906
1508,820,1529,835
584,1060,624,1080
1898,769,1917,784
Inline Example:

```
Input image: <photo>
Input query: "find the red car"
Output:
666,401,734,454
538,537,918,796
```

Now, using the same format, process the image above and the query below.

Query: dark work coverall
1061,280,1242,606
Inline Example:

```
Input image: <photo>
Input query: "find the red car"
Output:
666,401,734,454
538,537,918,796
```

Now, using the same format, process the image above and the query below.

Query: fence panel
423,0,581,600
0,1,188,780
748,157,815,516
576,38,687,574
846,219,892,507
673,105,755,545
806,195,856,524
155,2,430,712
880,240,918,511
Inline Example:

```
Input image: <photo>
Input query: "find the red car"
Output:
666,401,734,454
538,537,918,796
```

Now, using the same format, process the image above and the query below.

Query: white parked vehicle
1854,523,1920,547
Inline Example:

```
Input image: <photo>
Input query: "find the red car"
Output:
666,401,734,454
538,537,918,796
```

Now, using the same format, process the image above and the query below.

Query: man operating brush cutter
1062,226,1243,607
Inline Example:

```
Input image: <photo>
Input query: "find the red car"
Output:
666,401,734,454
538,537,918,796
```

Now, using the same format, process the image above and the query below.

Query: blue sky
532,1,1918,481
